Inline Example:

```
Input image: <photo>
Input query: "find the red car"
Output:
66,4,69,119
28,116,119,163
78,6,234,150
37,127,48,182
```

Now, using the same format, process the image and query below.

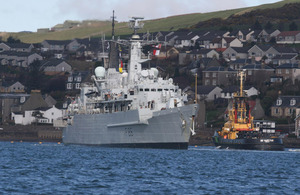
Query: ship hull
212,135,284,151
63,104,197,150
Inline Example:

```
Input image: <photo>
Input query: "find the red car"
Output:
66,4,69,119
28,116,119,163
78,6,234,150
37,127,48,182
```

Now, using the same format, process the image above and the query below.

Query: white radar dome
95,66,106,79
141,70,149,77
150,68,159,78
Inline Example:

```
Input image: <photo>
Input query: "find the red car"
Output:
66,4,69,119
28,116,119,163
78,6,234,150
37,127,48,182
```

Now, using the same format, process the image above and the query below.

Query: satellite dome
141,70,148,77
150,68,159,78
95,66,106,79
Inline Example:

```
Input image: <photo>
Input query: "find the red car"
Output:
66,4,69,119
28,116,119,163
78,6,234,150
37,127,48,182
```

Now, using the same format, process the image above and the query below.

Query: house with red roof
276,31,300,44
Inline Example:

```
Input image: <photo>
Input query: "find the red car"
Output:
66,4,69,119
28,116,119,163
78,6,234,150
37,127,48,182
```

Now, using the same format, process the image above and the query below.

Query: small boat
212,71,284,151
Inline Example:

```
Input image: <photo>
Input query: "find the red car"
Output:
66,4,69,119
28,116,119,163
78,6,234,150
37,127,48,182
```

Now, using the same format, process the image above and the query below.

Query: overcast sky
0,0,281,32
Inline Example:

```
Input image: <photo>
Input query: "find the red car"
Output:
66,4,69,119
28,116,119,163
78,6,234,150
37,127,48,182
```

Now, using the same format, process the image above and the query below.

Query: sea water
0,142,299,194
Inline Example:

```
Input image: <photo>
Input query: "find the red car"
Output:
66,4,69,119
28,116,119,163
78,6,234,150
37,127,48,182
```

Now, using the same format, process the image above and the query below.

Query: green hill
5,0,300,43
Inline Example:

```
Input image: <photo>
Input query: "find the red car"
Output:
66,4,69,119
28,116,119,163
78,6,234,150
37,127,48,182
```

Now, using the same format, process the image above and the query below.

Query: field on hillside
5,0,300,43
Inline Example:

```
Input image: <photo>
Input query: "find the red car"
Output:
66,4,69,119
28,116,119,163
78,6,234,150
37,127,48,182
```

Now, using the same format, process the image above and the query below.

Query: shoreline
0,124,62,143
189,132,300,148
1,125,300,148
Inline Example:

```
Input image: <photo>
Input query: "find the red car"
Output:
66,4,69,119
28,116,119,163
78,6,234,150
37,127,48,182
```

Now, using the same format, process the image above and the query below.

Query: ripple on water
0,143,299,194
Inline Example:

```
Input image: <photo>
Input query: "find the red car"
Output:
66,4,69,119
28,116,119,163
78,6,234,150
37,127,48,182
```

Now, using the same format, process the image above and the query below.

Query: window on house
276,98,282,106
75,83,81,89
286,69,289,74
275,108,279,114
248,70,252,76
277,69,281,74
205,73,210,78
212,79,216,85
290,99,296,106
68,77,73,82
212,73,217,77
67,83,72,89
77,77,81,82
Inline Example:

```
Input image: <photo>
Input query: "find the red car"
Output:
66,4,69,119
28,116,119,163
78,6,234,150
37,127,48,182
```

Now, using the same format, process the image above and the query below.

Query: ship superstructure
212,71,284,151
59,17,198,149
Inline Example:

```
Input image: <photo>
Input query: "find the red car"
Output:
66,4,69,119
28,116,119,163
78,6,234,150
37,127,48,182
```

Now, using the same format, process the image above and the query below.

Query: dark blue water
0,142,299,194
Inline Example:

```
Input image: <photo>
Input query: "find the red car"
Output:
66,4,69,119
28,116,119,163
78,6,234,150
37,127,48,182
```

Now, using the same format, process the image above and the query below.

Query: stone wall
0,125,62,142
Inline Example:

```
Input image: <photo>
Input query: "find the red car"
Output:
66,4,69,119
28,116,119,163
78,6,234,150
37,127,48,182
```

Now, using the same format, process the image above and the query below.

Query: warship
212,71,284,151
58,17,198,149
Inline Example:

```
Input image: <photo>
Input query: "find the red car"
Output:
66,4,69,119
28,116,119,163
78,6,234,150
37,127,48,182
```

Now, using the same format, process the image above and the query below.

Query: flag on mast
118,44,123,73
153,44,161,56
119,60,123,73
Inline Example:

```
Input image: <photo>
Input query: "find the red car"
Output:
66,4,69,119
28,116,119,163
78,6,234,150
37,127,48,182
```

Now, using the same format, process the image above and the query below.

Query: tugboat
212,71,284,151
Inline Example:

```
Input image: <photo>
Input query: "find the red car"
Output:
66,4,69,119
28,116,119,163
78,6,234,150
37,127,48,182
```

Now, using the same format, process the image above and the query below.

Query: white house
223,47,249,61
12,106,63,125
197,85,222,101
221,86,259,99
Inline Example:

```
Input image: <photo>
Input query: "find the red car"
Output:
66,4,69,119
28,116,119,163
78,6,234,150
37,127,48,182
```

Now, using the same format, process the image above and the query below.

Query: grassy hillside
6,0,300,43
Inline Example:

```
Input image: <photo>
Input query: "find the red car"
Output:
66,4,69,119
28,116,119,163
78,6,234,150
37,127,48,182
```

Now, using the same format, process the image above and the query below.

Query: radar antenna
129,17,144,35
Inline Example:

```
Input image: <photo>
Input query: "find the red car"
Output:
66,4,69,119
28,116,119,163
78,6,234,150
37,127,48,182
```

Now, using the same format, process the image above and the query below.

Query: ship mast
127,17,146,84
195,73,197,103
239,71,245,97
108,11,119,69
111,10,116,40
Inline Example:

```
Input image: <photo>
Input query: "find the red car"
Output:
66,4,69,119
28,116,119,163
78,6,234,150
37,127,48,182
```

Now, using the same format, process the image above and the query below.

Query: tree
7,36,20,43
278,22,285,31
264,21,273,30
252,19,262,30
289,21,298,31
27,60,43,91
174,66,180,77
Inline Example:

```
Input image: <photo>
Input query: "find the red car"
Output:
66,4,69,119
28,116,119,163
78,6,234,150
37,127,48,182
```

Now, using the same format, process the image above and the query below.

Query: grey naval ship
59,17,199,149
